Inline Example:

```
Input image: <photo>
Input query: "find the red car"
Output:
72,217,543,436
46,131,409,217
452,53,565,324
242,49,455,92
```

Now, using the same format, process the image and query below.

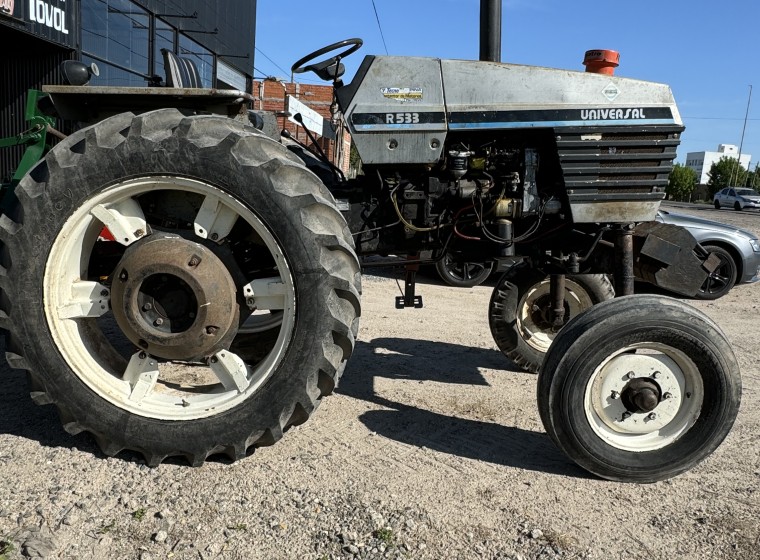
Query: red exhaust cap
583,49,620,75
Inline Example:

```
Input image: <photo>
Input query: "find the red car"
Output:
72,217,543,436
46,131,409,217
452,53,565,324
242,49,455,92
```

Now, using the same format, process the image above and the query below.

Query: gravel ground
1,202,759,560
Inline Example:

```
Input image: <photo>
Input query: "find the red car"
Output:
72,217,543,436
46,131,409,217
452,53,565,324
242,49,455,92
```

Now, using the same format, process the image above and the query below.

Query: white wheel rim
517,278,594,352
44,177,296,420
584,343,704,452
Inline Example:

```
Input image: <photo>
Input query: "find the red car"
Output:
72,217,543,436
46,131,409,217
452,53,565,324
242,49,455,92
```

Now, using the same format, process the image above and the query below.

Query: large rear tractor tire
537,295,741,482
0,109,361,466
489,264,614,373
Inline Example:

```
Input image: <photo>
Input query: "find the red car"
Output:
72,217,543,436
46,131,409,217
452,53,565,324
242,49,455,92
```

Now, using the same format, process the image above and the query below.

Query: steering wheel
291,38,363,77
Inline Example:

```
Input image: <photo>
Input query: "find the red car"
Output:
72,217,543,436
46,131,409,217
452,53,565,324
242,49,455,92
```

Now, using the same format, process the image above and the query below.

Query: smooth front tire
537,295,741,483
734,201,742,211
489,264,614,373
695,245,737,300
0,109,361,466
713,200,721,209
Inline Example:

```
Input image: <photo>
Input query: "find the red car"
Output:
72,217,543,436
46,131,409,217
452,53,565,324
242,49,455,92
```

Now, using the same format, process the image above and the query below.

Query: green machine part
0,90,56,213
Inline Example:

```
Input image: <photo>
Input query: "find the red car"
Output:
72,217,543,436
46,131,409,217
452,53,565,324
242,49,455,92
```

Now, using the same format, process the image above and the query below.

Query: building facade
685,144,752,185
1,0,256,179
254,79,352,174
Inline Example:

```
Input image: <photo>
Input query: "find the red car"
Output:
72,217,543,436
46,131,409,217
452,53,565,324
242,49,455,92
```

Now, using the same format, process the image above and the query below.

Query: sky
254,0,760,169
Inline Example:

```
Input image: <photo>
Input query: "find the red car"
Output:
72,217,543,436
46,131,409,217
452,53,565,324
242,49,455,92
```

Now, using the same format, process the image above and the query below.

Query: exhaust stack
479,0,502,62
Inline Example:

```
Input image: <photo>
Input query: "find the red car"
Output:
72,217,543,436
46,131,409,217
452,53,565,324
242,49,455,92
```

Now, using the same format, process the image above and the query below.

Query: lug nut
138,352,147,360
621,411,632,420
610,391,620,400
627,371,635,379
100,289,109,297
205,326,218,335
154,318,164,326
652,371,661,379
210,233,219,241
663,392,673,400
647,413,657,421
188,256,200,267
143,303,153,311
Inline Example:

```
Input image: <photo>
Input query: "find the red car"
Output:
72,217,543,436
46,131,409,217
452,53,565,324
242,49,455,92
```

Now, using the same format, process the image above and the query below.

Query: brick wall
253,80,351,173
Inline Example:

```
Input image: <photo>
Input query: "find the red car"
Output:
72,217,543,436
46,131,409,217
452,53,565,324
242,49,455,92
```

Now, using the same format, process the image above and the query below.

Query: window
153,18,175,83
82,55,146,87
82,0,149,83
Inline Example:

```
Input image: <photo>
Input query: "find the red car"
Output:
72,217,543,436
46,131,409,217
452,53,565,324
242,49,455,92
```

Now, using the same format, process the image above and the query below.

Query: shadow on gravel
340,338,589,479
0,363,102,457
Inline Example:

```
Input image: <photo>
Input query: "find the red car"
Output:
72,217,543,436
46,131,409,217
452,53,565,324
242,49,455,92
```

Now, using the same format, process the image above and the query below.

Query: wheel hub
588,351,690,435
111,232,240,360
621,378,662,413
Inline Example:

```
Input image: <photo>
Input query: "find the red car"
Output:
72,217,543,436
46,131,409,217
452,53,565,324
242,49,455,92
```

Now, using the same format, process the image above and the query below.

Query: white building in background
685,144,752,184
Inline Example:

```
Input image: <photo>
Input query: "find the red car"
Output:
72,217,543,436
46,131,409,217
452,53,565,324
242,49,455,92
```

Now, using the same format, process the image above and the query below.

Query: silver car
713,187,760,211
657,210,760,299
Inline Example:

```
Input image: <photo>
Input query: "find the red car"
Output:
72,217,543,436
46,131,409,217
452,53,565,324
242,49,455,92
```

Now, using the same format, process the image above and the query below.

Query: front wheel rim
584,343,704,452
44,177,296,421
517,278,594,352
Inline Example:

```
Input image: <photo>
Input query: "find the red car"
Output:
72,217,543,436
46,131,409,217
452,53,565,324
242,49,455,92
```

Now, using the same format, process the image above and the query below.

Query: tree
348,141,363,177
707,156,749,198
749,162,760,190
666,163,697,202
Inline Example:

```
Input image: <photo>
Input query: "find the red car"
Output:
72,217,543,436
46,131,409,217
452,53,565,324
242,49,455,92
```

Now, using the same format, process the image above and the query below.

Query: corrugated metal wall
1,27,75,182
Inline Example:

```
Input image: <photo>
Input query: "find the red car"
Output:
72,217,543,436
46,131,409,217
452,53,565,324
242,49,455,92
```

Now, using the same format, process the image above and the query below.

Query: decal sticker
381,87,423,101
386,112,420,124
602,83,621,101
446,107,675,129
581,108,647,120
352,112,446,126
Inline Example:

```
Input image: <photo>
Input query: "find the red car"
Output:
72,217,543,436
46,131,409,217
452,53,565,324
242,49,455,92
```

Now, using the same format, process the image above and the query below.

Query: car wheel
713,200,720,209
435,254,494,287
695,245,737,300
734,201,742,211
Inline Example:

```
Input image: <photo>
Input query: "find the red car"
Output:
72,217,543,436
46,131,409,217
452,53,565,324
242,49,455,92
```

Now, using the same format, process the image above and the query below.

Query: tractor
0,35,740,483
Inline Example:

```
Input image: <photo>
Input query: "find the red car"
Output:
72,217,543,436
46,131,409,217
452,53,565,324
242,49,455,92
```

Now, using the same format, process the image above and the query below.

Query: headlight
751,238,760,252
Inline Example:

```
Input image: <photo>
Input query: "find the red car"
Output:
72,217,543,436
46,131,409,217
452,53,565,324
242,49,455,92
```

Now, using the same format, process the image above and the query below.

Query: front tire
734,201,742,211
489,264,614,373
0,109,361,466
537,295,740,482
714,200,721,209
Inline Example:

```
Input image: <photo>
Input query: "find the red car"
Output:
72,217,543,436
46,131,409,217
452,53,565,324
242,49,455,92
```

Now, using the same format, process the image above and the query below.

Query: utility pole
732,85,752,186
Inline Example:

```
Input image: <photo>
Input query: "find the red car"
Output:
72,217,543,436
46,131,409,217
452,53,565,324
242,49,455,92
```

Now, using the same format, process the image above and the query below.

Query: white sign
28,0,68,34
287,95,325,137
